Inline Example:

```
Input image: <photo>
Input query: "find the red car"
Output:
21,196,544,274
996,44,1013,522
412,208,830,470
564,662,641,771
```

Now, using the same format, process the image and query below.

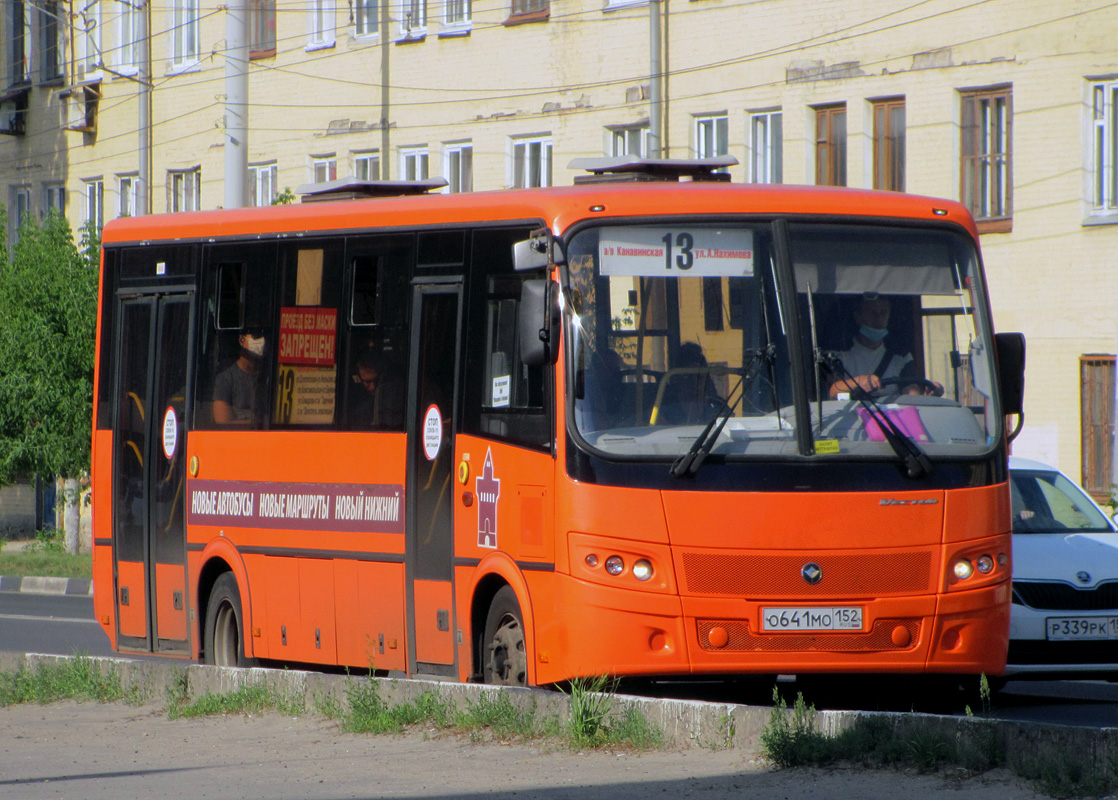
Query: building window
1080,355,1115,501
11,188,32,239
250,162,278,206
445,0,470,28
42,183,65,216
169,168,200,212
872,98,905,192
1090,80,1118,215
509,0,547,21
171,0,200,68
961,86,1012,230
311,155,337,183
511,135,551,188
354,0,377,36
116,0,142,71
354,151,380,180
84,178,105,229
308,0,335,48
695,114,728,161
11,1,31,83
75,0,101,77
400,0,426,35
249,0,276,55
444,142,472,192
815,105,846,186
118,173,138,217
748,110,782,184
400,147,429,180
609,124,649,158
39,0,64,82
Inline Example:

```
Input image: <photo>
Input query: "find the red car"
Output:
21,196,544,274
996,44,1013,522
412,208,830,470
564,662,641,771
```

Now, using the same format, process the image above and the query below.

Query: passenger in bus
828,294,944,399
348,350,404,429
213,331,267,424
578,348,629,431
657,342,722,425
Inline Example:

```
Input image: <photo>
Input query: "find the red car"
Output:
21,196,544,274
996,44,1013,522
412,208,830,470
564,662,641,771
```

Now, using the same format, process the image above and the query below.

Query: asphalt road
3,591,1117,728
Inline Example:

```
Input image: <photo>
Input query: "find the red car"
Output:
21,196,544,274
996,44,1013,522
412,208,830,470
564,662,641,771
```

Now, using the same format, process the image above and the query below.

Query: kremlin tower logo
476,448,500,548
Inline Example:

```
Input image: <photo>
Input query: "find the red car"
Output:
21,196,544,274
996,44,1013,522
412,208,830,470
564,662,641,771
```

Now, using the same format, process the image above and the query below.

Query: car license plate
1046,616,1118,640
761,606,863,632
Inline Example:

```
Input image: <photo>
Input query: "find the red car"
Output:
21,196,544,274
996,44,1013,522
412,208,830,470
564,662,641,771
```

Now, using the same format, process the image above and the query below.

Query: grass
758,686,1115,798
167,683,305,720
0,530,92,578
0,655,138,705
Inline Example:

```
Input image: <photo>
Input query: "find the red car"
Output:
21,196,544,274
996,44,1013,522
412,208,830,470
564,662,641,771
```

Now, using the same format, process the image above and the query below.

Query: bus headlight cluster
952,553,1005,582
584,553,655,581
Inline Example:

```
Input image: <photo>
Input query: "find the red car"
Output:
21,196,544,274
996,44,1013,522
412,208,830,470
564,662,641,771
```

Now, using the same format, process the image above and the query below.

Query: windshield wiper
670,343,776,479
819,352,933,479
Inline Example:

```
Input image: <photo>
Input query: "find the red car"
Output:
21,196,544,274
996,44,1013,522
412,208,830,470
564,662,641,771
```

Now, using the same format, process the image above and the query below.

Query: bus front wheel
203,573,250,667
482,586,527,686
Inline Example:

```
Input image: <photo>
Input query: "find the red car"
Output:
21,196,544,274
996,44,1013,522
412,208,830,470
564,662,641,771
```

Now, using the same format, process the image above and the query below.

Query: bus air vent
569,156,738,184
297,177,449,202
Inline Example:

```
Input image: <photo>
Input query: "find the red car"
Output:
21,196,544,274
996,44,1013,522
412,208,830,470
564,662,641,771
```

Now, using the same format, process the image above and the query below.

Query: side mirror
995,332,1026,416
520,279,561,366
513,231,566,271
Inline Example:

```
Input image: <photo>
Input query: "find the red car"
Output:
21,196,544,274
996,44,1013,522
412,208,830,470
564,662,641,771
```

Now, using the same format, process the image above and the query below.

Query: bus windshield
565,220,999,462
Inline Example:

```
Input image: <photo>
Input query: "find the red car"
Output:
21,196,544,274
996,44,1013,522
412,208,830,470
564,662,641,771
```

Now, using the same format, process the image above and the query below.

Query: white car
1007,456,1118,676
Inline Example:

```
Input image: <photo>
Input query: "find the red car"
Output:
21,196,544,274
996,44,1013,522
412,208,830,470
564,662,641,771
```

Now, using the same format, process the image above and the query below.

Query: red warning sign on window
279,307,337,366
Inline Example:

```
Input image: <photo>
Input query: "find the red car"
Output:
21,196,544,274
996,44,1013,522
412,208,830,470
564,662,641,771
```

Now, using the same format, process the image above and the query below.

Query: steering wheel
869,376,943,397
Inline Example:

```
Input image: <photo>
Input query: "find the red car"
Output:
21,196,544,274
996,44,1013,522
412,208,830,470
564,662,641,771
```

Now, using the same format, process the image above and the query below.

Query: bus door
405,283,462,676
112,292,194,655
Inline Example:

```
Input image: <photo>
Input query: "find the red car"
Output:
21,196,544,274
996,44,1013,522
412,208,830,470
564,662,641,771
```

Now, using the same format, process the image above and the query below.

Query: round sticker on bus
162,407,178,460
423,404,442,461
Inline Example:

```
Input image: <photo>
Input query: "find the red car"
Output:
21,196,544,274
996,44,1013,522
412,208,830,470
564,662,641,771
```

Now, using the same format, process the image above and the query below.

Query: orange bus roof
100,183,978,245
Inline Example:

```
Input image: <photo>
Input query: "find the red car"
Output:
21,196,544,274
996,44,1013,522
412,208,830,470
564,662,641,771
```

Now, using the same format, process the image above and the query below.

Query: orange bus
91,159,1025,686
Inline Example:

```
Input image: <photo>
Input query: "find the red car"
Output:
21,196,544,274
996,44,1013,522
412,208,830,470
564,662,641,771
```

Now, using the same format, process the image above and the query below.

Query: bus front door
405,284,462,677
111,293,193,655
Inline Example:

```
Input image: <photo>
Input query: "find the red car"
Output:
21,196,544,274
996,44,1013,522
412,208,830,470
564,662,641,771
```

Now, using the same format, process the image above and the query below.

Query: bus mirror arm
513,230,566,271
520,279,562,367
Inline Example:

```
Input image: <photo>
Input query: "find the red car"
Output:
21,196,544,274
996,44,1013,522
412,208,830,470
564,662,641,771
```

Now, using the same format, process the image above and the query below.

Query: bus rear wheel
482,586,527,686
203,573,250,667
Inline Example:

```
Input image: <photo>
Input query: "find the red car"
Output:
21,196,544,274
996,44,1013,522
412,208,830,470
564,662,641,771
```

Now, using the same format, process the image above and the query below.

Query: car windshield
564,220,1001,462
1010,469,1114,534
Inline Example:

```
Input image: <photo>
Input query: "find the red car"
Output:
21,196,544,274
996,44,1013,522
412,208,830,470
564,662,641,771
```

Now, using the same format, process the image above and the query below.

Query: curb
0,576,93,596
2,652,1118,770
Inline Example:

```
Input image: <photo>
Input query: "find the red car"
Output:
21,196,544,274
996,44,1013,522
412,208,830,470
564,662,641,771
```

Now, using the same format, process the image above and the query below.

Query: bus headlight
632,559,653,581
975,555,994,574
604,555,625,576
953,559,974,580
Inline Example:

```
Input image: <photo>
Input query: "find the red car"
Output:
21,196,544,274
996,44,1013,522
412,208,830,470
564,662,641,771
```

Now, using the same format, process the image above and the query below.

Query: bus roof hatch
568,156,738,184
297,177,449,202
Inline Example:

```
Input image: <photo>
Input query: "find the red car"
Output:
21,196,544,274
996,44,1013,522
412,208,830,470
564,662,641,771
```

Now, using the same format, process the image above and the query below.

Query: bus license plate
761,607,863,632
1046,616,1118,640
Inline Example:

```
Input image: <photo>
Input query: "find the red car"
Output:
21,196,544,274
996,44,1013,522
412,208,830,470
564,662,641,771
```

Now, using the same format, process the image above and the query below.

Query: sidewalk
0,539,94,596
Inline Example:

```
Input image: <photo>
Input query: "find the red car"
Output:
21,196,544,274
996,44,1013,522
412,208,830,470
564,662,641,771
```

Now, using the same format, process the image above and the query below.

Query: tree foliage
0,210,100,484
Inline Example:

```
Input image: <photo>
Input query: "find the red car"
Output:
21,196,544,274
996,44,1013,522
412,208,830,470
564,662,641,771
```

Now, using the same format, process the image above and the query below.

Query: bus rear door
111,291,193,655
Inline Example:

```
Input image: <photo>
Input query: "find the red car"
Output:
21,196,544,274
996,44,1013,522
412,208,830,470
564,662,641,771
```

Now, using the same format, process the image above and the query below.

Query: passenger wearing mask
213,331,267,424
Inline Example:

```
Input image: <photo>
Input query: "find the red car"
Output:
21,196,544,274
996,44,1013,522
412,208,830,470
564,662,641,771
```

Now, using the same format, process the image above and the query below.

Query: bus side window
195,246,277,430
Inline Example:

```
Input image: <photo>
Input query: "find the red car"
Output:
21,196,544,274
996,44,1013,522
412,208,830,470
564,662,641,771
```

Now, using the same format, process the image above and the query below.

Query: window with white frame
354,0,377,36
609,124,649,158
249,0,276,55
12,1,31,83
354,150,380,180
11,188,32,237
115,0,142,72
511,135,551,188
171,0,200,68
1091,79,1118,216
76,0,102,77
42,183,65,216
400,147,429,180
311,155,337,183
445,0,470,28
444,142,472,192
118,173,138,217
308,0,335,48
250,162,278,206
748,110,782,184
39,0,64,82
84,178,105,228
695,114,728,160
400,0,426,35
168,168,200,212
